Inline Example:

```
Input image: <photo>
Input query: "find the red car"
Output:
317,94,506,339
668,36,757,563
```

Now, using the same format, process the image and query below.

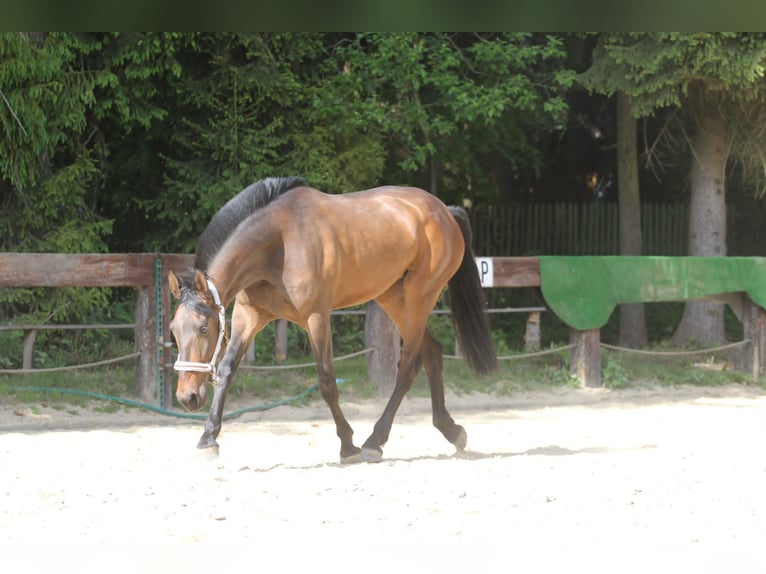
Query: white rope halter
173,277,227,386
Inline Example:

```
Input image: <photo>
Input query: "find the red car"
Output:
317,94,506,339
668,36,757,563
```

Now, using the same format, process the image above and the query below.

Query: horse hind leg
360,325,466,461
361,341,423,462
360,292,429,462
362,257,470,461
421,330,467,451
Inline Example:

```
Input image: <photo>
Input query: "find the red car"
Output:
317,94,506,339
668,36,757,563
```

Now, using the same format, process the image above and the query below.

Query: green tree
0,33,112,322
580,32,766,346
142,32,385,251
324,32,573,204
142,33,572,250
86,32,184,251
615,92,648,348
0,32,179,322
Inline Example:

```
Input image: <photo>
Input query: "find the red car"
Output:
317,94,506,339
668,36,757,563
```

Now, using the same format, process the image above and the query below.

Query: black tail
447,207,498,375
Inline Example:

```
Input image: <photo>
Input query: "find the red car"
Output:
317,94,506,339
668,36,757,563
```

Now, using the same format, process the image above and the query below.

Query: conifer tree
581,32,766,346
0,32,112,321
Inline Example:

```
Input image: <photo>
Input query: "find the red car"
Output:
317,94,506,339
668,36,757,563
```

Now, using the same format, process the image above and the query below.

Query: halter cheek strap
173,278,227,386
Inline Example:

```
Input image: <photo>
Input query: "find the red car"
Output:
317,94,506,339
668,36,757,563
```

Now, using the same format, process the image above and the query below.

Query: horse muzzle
175,372,209,411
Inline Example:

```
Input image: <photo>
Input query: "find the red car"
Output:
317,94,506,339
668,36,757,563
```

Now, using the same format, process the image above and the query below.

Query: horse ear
194,269,209,296
168,271,182,300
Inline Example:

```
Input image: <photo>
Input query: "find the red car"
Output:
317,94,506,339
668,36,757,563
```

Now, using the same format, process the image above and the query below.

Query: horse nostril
188,392,199,408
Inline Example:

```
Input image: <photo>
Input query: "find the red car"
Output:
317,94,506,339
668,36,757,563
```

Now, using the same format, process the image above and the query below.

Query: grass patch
0,366,135,409
1,342,763,412
600,349,757,389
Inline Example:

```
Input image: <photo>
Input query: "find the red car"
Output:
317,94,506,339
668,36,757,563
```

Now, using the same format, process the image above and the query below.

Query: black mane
195,176,307,270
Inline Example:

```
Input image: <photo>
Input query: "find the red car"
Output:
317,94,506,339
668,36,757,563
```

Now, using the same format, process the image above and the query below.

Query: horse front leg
198,306,269,451
197,352,237,450
306,312,361,463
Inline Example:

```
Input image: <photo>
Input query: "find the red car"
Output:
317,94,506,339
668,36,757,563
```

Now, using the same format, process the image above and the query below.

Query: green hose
7,383,327,421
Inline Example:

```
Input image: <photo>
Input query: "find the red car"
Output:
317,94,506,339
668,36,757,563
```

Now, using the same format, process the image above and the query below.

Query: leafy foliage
580,33,766,115
0,33,113,324
323,33,573,202
579,33,766,345
1,32,574,258
139,32,574,251
141,33,385,251
580,32,766,196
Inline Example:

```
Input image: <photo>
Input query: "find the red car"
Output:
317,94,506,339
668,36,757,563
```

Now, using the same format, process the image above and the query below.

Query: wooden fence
0,253,193,407
470,202,689,256
0,253,542,407
2,253,766,401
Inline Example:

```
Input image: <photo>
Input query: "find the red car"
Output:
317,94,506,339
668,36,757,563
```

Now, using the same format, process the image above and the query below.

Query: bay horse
168,176,497,463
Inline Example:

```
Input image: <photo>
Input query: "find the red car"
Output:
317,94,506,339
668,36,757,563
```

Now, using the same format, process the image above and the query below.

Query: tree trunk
616,92,648,348
672,87,727,346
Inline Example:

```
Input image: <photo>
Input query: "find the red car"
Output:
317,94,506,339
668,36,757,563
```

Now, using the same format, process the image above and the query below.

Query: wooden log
22,330,37,370
524,311,541,352
159,263,174,410
364,301,400,396
490,257,541,287
0,253,540,288
159,253,196,273
570,328,601,387
135,286,158,403
0,253,153,287
743,295,766,379
274,319,288,363
245,341,256,365
0,252,196,288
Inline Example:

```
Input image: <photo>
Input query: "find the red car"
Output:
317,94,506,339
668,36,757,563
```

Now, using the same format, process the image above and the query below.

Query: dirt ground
3,383,766,572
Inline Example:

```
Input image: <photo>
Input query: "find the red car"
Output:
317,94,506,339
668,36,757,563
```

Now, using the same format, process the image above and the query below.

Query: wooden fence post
159,262,174,409
22,329,37,370
570,328,601,387
274,319,288,363
524,310,541,351
743,295,766,379
364,301,400,396
135,286,158,403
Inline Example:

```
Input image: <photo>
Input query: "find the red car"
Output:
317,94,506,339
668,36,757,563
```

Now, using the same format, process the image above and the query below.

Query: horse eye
199,325,208,335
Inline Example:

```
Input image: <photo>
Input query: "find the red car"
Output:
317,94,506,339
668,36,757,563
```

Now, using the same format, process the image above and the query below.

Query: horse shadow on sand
242,443,657,473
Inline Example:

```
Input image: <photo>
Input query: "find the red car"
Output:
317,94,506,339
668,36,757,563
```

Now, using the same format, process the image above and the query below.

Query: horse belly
331,249,411,309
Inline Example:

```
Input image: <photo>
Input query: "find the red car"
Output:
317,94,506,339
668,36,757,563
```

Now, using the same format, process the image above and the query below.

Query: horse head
168,269,227,411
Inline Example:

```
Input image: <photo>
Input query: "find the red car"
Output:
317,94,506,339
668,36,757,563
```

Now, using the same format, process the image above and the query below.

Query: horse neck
205,228,280,306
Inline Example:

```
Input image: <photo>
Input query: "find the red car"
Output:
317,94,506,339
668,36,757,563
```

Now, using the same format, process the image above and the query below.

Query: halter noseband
173,277,227,386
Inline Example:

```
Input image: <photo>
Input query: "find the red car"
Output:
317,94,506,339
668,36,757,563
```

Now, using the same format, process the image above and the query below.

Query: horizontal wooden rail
0,253,194,287
0,253,540,288
482,256,541,287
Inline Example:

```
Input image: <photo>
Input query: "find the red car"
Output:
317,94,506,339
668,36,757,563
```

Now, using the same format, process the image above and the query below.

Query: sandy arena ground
2,383,766,572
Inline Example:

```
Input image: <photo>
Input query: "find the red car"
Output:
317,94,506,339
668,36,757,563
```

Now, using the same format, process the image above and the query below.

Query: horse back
272,185,464,309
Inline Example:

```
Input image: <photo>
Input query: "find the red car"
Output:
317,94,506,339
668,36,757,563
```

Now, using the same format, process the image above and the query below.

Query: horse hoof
362,446,383,463
453,427,468,451
197,435,220,459
340,451,363,465
197,444,220,459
